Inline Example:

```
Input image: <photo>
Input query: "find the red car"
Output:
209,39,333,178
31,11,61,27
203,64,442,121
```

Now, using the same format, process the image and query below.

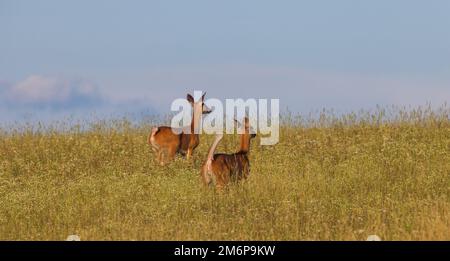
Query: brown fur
200,117,256,189
148,93,210,165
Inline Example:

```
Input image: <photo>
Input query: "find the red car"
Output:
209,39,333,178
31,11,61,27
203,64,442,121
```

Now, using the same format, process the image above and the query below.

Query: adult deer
200,117,256,189
148,93,211,165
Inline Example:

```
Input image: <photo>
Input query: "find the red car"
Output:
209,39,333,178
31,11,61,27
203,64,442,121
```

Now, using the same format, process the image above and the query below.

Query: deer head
187,92,212,115
187,92,211,134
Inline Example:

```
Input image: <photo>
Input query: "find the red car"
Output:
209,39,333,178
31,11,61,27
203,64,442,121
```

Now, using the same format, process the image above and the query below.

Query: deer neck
238,133,251,154
190,104,202,137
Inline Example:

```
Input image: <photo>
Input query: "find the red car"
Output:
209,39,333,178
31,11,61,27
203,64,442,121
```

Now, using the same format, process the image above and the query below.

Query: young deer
148,93,211,165
200,117,256,189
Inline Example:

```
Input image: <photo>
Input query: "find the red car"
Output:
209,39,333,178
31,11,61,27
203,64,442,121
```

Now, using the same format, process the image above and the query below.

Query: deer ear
234,118,242,127
201,92,206,101
187,94,194,104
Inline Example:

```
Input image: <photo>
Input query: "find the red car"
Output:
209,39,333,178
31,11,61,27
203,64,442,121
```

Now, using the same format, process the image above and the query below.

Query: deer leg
157,151,163,166
153,148,161,164
186,149,193,160
167,146,177,162
241,162,250,179
159,149,167,166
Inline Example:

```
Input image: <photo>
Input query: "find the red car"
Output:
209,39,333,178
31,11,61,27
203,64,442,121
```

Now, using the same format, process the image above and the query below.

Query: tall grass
0,106,449,240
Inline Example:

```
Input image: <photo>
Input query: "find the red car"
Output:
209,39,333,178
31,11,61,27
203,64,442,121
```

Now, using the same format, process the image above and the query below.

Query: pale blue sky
1,0,449,122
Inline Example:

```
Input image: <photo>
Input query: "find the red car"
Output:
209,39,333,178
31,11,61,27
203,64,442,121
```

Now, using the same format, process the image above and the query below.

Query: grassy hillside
0,107,449,240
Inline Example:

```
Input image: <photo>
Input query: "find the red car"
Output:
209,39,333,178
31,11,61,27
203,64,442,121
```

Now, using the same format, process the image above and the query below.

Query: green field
1,107,449,240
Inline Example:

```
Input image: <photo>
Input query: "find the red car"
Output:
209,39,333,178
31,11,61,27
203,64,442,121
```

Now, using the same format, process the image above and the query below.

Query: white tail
206,133,223,172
